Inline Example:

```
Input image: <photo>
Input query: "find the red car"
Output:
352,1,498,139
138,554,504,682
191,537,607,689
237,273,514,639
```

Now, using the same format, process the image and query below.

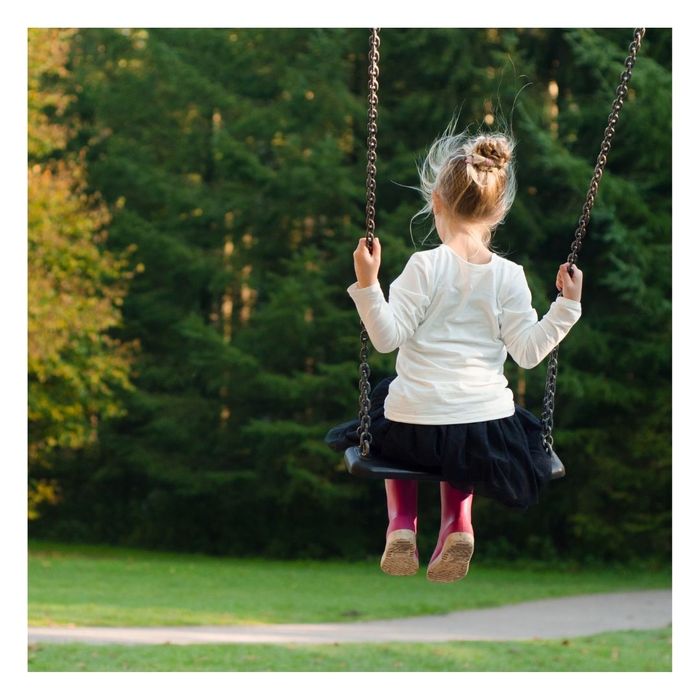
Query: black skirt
325,373,552,510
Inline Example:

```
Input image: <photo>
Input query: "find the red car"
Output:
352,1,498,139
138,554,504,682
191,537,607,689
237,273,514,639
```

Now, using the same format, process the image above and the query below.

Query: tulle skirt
325,373,552,510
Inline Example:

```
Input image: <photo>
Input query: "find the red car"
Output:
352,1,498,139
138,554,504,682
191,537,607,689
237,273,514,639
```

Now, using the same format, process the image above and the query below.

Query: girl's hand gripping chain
353,236,382,289
556,263,583,303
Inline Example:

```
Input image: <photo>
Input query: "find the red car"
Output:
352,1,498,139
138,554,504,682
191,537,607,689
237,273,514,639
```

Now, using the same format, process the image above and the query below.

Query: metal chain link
356,28,381,457
540,27,646,454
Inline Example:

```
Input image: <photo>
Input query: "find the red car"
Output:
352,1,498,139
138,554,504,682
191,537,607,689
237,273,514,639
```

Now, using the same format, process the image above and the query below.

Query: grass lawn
28,627,671,671
29,540,670,627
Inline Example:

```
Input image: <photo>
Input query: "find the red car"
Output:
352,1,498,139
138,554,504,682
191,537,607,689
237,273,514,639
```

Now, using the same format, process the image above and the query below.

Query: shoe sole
380,529,419,576
426,532,474,583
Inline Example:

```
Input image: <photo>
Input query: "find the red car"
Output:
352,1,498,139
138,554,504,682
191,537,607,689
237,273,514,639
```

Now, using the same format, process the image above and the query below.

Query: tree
28,29,138,519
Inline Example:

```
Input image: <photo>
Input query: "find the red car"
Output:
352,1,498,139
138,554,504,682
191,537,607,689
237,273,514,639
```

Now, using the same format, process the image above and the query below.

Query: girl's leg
380,478,419,576
426,481,475,583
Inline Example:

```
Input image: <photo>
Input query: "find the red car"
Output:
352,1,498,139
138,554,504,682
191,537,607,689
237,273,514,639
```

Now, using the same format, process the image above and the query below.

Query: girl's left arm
347,251,433,353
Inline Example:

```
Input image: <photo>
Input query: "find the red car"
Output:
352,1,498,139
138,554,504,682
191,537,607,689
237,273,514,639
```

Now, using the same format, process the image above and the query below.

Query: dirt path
28,589,671,646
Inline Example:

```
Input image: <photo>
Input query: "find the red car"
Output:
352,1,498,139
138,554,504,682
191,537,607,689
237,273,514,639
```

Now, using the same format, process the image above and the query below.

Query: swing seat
343,445,566,481
344,445,446,482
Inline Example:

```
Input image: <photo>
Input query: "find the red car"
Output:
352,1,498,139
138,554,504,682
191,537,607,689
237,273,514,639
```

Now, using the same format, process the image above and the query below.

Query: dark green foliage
30,28,671,564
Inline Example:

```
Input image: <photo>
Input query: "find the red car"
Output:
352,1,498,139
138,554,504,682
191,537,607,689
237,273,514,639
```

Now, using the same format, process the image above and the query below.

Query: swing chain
357,28,381,457
540,27,646,455
566,27,646,271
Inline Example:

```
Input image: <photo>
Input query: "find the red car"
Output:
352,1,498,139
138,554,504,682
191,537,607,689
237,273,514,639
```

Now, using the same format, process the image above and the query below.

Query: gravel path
28,589,671,646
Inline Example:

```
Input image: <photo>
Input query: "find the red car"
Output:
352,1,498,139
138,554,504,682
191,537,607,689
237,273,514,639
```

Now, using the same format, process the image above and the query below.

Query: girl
325,122,583,583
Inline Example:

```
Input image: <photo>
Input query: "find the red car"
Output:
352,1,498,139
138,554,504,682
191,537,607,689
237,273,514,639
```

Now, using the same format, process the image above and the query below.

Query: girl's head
410,115,517,249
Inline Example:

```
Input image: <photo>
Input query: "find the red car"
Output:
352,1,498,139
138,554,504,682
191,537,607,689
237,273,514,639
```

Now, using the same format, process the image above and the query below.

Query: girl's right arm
499,264,583,370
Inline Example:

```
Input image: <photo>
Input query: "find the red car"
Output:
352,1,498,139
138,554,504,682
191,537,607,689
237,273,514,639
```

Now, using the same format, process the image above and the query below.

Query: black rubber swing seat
343,444,566,482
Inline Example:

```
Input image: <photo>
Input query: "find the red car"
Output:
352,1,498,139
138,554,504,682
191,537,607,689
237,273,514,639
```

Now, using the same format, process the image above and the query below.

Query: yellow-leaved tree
28,28,140,519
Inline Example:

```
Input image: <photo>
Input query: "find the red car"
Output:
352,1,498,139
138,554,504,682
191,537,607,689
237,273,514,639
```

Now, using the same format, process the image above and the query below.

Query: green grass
28,628,671,671
29,540,670,628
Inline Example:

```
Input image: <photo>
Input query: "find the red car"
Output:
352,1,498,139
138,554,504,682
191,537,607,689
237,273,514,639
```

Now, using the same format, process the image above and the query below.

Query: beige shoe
380,529,419,576
426,531,474,583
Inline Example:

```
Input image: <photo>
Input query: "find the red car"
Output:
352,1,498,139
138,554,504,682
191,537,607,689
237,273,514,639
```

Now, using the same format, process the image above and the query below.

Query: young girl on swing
326,119,583,583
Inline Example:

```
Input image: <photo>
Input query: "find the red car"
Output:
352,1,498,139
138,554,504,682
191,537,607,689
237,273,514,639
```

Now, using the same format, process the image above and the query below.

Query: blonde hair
408,114,517,249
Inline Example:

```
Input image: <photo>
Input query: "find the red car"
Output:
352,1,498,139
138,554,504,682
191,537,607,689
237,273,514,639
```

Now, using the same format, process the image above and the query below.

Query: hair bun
468,137,512,171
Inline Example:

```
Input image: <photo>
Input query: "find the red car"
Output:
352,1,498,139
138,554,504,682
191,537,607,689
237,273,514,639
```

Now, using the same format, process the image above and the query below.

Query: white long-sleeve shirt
346,242,582,424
